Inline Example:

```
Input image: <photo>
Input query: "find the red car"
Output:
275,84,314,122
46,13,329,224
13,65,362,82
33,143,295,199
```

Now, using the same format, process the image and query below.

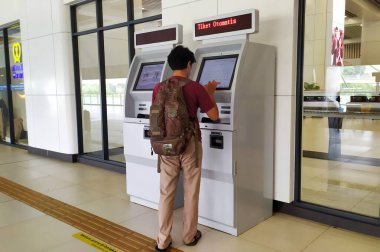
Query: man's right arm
204,81,219,121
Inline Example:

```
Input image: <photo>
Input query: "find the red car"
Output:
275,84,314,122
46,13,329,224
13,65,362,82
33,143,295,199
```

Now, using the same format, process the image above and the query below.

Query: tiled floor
0,144,379,252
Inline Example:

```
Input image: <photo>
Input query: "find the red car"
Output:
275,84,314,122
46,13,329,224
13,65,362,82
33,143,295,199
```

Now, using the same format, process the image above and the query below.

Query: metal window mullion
71,6,84,154
294,0,306,202
3,29,16,144
127,0,135,63
96,0,109,160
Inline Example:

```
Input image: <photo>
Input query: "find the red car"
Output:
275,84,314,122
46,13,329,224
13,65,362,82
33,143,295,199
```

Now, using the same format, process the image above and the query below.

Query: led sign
135,25,182,49
136,28,176,46
193,9,258,41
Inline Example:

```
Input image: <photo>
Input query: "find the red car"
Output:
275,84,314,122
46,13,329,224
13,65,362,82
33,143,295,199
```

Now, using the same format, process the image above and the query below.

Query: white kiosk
190,10,275,235
123,25,184,209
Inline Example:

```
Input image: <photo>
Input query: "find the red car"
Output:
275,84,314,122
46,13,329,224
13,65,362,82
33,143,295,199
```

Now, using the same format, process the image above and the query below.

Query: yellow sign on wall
12,42,22,63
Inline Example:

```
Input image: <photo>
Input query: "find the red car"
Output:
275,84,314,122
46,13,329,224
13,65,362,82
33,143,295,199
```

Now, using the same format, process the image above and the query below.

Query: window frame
70,0,162,162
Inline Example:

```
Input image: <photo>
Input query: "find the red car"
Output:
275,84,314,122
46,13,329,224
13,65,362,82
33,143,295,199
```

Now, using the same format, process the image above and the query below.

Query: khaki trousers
156,137,202,249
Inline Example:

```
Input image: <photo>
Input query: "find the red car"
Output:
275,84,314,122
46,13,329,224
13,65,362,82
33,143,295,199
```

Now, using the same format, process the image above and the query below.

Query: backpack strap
157,155,161,173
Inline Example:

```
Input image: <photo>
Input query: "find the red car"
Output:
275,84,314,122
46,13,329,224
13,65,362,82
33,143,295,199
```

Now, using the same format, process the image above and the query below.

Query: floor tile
79,172,126,196
179,229,280,252
0,200,45,228
77,195,152,223
26,162,79,176
17,175,73,194
239,213,329,252
0,165,47,185
15,157,66,169
49,165,112,184
0,192,13,203
45,185,109,206
0,215,80,252
303,227,380,252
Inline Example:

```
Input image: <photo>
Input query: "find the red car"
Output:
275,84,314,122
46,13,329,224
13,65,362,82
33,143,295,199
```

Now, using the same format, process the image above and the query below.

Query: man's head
167,45,196,71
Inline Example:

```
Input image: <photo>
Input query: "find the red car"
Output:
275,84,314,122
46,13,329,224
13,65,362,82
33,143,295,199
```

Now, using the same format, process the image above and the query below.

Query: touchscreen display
197,55,238,90
133,62,165,91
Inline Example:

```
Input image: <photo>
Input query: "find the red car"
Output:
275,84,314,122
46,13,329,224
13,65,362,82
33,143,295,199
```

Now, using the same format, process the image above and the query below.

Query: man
152,45,219,251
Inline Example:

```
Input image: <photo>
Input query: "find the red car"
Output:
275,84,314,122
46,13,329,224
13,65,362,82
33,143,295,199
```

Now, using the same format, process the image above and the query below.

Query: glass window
301,0,380,218
72,0,162,163
104,27,129,162
77,1,97,32
8,24,27,145
134,0,162,19
0,30,10,143
102,0,127,26
78,34,103,157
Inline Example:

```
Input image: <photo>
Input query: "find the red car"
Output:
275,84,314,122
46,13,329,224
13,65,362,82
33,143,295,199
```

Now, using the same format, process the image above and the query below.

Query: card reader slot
201,117,217,123
201,117,230,124
221,110,230,114
137,114,149,119
143,126,150,139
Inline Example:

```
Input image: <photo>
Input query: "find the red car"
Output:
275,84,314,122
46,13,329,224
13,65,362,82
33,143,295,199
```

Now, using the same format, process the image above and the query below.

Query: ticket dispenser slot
210,132,224,149
143,126,150,139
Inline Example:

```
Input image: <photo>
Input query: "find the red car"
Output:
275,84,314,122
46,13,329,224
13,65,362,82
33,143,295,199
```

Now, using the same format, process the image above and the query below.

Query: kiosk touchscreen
133,62,165,91
197,55,238,90
190,10,275,236
123,25,184,210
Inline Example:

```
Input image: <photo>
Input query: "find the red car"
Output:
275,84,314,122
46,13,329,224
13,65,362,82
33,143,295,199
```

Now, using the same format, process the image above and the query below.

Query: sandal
185,230,202,246
155,241,172,251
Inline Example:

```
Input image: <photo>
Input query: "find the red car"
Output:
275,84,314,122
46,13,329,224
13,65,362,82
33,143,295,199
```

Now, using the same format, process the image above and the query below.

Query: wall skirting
28,146,78,162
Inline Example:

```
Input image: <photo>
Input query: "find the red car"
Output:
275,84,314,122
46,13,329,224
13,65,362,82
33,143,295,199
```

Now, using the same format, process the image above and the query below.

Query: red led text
197,18,237,30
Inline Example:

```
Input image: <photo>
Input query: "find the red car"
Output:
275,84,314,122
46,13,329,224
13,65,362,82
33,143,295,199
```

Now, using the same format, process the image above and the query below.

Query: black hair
167,45,196,70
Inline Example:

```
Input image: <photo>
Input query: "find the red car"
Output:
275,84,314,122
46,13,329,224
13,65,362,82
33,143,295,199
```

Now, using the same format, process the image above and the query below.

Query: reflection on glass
77,2,97,32
134,0,161,20
104,27,129,162
0,30,10,143
78,35,103,157
301,0,380,218
8,24,27,146
102,0,127,26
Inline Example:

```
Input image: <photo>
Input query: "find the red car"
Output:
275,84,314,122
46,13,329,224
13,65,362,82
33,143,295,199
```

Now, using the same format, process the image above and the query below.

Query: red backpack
150,78,197,171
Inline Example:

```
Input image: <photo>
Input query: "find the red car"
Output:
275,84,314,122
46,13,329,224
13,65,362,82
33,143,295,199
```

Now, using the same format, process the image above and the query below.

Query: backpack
149,78,198,172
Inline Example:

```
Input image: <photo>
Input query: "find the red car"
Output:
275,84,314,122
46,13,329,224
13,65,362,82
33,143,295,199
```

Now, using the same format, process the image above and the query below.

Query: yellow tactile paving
0,176,182,252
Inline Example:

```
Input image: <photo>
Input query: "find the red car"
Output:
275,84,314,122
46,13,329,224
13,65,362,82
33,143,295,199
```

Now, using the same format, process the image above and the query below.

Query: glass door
8,24,28,145
78,34,103,158
300,0,380,219
0,30,10,143
0,23,27,146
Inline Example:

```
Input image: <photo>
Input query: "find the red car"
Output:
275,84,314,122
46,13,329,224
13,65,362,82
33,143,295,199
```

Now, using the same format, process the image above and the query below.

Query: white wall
163,0,298,202
0,0,78,154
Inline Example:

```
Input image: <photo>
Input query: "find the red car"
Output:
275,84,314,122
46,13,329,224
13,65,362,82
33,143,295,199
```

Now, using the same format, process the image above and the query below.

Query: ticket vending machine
123,25,184,209
190,10,275,235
